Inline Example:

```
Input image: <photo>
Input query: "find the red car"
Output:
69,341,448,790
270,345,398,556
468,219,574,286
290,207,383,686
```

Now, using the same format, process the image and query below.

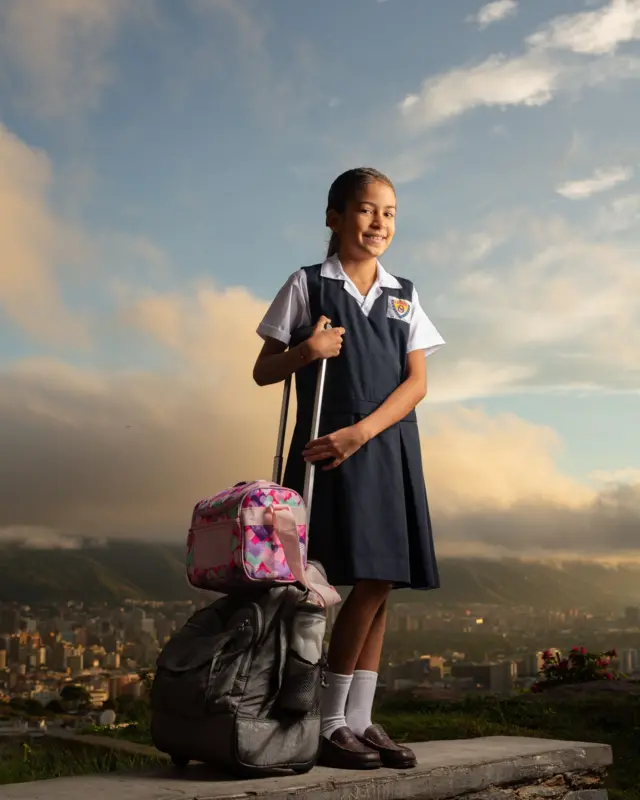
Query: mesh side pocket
276,649,321,715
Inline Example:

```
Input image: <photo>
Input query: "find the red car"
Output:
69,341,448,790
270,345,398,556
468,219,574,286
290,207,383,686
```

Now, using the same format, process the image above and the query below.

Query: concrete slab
0,736,612,800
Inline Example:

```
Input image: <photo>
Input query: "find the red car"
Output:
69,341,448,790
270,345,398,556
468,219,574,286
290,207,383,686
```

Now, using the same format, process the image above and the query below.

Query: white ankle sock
345,670,378,737
320,672,353,740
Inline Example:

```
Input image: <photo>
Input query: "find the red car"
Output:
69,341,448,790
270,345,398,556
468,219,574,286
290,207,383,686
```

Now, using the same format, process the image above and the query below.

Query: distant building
385,655,445,689
619,648,639,674
517,652,544,678
68,653,84,678
451,661,517,693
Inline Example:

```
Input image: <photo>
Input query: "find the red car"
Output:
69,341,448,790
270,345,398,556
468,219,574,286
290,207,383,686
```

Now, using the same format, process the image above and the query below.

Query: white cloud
556,165,633,199
426,360,537,404
528,0,640,56
597,192,640,231
400,53,559,130
400,1,640,131
591,467,640,486
469,0,518,29
421,214,518,267
420,214,640,405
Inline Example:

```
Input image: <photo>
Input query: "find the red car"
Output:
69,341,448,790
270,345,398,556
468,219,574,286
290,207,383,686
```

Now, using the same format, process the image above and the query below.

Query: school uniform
257,255,445,590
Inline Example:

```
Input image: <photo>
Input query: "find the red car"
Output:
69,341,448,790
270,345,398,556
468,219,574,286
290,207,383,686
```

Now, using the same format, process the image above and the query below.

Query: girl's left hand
303,425,368,470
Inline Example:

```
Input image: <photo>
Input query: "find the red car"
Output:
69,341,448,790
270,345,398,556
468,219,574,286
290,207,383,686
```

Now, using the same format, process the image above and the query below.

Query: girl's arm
356,349,427,443
252,337,312,386
253,316,345,386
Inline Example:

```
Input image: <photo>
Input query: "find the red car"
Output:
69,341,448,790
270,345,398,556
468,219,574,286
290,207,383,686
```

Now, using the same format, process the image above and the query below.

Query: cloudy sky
1,0,640,560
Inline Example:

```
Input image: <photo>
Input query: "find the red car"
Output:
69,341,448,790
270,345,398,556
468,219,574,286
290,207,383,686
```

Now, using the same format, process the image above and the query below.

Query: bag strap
271,505,341,608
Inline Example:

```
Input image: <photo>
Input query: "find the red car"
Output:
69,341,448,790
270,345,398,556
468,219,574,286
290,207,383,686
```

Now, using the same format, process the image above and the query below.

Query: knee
353,580,393,602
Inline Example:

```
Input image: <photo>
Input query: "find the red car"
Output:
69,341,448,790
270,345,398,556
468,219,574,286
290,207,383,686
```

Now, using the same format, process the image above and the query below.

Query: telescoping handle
272,325,330,526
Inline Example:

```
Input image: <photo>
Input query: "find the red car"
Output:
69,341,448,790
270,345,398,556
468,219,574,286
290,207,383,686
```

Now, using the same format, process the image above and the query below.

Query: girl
253,167,444,771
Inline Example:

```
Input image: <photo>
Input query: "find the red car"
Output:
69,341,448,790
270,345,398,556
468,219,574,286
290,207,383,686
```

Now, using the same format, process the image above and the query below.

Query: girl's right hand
307,316,345,360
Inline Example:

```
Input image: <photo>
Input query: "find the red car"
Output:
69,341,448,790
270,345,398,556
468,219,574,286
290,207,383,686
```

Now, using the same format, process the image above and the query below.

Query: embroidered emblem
387,296,412,321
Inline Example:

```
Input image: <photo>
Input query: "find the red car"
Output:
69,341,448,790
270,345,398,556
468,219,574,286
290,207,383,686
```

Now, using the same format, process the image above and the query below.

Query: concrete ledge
0,736,612,800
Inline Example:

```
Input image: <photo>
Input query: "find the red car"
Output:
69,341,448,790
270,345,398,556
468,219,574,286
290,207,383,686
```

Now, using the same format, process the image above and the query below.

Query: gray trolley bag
150,334,333,776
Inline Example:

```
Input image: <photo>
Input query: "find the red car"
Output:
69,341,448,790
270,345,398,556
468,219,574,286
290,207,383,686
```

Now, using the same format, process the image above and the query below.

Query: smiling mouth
364,234,386,243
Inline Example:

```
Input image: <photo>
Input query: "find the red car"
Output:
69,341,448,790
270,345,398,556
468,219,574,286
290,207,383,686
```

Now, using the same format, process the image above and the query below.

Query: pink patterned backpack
186,347,340,608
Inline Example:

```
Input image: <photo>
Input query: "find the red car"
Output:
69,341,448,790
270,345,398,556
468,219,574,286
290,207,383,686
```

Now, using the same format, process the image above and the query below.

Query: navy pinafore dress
283,265,440,590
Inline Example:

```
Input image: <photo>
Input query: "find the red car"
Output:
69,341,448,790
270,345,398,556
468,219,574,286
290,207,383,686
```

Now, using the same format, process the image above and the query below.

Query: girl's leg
345,599,388,737
327,579,391,672
320,580,391,741
341,592,418,769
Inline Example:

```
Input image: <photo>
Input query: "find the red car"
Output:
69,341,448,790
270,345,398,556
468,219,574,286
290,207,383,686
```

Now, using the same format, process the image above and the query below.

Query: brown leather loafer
357,724,417,769
317,726,382,770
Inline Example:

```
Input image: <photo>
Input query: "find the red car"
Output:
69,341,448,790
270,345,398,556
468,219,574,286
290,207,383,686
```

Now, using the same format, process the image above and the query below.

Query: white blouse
257,255,445,357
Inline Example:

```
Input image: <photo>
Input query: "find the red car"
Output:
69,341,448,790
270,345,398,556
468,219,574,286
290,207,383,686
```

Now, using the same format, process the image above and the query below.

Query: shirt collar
320,254,402,290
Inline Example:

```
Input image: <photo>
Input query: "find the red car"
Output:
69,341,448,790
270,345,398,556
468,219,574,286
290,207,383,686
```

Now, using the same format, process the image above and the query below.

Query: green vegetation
81,722,153,746
375,692,640,800
532,647,620,691
2,542,640,607
0,542,188,603
0,736,162,785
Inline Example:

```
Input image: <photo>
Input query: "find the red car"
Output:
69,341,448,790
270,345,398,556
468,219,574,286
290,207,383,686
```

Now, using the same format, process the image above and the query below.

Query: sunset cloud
0,279,635,560
0,0,141,119
0,125,91,345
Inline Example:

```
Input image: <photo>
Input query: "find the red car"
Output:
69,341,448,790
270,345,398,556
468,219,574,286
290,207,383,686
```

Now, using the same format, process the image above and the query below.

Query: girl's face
331,180,396,261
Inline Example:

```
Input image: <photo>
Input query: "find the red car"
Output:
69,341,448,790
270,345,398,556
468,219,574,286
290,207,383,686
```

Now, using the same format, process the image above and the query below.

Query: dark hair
326,167,395,258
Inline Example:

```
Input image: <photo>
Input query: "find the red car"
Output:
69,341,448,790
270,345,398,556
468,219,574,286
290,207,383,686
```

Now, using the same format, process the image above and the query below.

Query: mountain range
1,541,639,610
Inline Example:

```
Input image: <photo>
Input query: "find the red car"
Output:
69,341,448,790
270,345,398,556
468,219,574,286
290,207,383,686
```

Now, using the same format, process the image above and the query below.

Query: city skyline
1,0,640,559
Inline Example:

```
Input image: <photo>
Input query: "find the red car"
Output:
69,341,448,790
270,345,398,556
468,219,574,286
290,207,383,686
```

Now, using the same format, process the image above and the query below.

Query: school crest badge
387,296,412,322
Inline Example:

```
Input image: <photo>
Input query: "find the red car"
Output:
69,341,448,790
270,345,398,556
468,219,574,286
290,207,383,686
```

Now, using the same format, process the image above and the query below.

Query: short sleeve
407,286,445,357
256,270,312,345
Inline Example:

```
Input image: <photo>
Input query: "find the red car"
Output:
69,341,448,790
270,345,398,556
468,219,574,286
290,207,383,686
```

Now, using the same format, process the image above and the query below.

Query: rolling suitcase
151,332,341,775
185,326,340,608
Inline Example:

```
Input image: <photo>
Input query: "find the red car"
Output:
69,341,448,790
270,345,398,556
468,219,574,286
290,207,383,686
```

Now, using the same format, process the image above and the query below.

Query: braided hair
326,167,395,258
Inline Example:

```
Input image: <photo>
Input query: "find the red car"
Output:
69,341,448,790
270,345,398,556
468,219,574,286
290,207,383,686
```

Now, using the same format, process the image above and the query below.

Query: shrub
531,647,620,692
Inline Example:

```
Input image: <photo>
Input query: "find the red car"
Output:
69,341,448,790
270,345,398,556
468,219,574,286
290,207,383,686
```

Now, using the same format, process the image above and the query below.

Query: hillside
1,541,640,608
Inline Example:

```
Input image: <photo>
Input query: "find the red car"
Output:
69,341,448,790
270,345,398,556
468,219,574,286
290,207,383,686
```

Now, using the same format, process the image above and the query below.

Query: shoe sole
317,755,382,770
382,759,417,769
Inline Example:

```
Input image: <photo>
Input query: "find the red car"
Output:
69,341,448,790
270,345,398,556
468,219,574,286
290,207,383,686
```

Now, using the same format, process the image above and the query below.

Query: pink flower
606,673,613,680
580,647,587,655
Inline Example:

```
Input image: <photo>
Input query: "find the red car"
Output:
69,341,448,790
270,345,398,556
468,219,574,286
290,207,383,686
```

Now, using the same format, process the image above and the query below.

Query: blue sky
1,0,640,557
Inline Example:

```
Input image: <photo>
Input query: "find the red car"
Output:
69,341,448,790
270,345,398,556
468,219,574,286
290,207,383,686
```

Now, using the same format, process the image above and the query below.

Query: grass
375,692,640,800
80,722,154,746
0,736,163,785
